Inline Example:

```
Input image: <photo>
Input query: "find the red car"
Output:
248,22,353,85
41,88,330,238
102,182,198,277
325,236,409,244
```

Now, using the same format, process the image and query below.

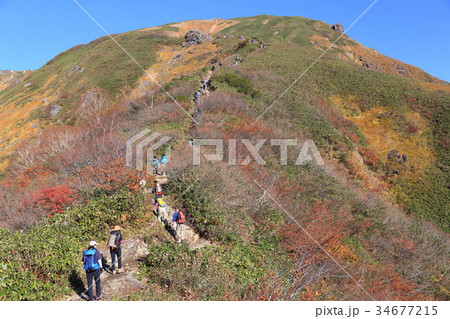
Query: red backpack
177,211,186,224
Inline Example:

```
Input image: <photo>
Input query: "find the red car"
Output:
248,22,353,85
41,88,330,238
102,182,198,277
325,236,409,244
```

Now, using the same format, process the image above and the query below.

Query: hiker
218,61,222,67
139,178,146,188
108,226,124,275
201,77,206,90
156,197,168,223
83,241,102,301
151,156,159,175
194,90,200,99
152,180,163,200
195,108,201,116
172,208,186,242
159,154,167,174
211,65,216,72
189,139,194,147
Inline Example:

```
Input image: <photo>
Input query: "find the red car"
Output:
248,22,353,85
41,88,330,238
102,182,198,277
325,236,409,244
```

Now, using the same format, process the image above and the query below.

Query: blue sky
0,0,449,81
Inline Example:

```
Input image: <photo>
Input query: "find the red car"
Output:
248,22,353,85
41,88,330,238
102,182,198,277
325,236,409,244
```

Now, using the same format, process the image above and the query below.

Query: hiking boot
116,269,124,274
111,270,116,275
96,295,102,301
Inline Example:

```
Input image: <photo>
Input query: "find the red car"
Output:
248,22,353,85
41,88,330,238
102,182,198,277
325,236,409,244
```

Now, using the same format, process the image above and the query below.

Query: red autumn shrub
25,185,78,216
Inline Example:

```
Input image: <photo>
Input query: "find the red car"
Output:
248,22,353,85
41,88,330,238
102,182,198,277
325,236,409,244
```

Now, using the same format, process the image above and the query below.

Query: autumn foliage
24,185,78,217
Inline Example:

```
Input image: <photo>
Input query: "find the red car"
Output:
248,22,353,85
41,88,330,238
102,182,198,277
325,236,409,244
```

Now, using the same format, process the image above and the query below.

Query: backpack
177,211,186,224
156,184,163,196
108,232,120,248
157,198,166,207
83,249,99,272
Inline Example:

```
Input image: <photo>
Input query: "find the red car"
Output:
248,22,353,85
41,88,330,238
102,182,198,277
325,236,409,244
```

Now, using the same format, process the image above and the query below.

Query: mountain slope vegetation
0,16,448,301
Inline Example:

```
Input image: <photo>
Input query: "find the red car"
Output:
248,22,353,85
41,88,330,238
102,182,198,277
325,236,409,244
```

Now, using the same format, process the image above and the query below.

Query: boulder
331,23,344,33
387,150,407,164
50,104,62,116
182,30,211,47
101,272,145,297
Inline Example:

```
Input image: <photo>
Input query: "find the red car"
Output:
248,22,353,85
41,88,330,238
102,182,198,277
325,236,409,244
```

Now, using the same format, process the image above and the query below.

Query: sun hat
113,225,121,231
89,241,99,247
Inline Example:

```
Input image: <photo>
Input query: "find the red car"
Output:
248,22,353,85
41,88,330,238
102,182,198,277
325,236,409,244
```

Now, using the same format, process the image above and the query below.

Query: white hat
89,241,99,247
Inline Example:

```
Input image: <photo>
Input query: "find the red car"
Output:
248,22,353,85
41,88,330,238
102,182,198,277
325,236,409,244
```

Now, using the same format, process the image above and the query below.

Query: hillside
0,15,449,301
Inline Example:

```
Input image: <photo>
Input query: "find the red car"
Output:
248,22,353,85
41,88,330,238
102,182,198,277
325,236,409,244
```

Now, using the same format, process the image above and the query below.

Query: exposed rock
141,80,151,89
359,55,379,71
344,51,354,60
49,104,62,116
101,272,145,297
331,23,344,33
23,82,32,87
80,89,100,108
182,30,211,47
69,66,82,76
387,150,408,164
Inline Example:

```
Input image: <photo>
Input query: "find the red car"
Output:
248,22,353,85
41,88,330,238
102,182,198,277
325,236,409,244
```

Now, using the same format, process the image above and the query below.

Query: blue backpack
83,249,100,272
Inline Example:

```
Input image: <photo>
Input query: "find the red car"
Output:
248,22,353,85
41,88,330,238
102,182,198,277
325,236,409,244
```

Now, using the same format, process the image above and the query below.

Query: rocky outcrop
387,150,408,164
49,104,62,116
385,150,408,175
182,30,211,47
331,23,344,33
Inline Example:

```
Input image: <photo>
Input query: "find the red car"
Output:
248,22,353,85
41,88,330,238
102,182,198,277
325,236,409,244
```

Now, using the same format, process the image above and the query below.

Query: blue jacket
160,155,167,164
172,211,179,222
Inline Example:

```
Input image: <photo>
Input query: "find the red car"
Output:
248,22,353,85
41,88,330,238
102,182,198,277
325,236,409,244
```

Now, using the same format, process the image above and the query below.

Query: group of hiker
80,34,269,301
194,62,220,115
82,225,124,301
151,154,167,175
151,180,186,243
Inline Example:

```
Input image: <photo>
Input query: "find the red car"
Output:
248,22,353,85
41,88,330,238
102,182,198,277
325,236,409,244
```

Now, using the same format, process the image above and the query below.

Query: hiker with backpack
159,154,167,175
108,226,124,275
156,197,168,224
172,208,186,242
152,180,163,200
151,156,160,175
83,241,102,301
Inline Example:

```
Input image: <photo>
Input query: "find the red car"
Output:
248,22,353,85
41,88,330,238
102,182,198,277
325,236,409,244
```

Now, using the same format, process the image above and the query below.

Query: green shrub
213,72,260,97
0,187,147,300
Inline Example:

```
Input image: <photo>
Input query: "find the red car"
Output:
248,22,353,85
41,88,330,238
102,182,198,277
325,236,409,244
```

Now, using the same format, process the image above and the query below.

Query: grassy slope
0,15,448,300
0,32,180,170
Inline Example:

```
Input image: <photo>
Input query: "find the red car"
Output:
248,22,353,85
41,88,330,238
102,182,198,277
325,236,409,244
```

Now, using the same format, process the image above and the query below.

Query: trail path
68,175,210,301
